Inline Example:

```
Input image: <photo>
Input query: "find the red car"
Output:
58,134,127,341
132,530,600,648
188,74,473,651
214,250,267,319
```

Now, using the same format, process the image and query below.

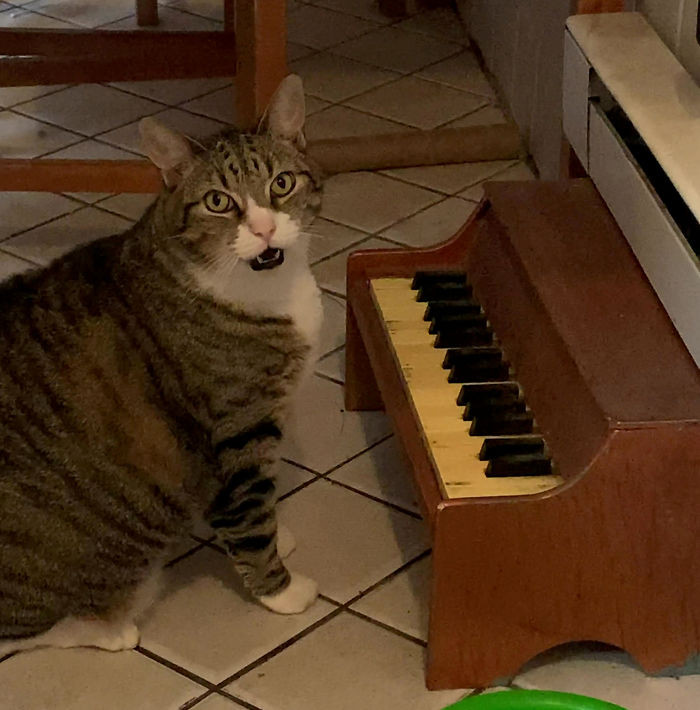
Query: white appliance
563,12,700,368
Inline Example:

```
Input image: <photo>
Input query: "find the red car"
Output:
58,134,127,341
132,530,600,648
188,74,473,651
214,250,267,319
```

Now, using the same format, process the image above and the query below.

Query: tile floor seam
113,79,233,110
318,285,345,300
317,343,344,360
91,199,153,221
215,690,265,710
276,474,321,502
318,433,394,478
164,542,207,569
0,200,91,243
1,5,88,29
2,107,87,152
155,5,224,26
343,606,427,647
327,38,466,78
323,476,422,520
135,646,218,691
288,6,391,56
0,247,41,266
8,104,119,151
278,458,323,481
341,549,431,608
0,84,78,111
308,48,476,121
178,689,217,710
340,83,489,131
313,371,344,387
309,235,374,269
214,606,345,691
301,1,404,26
308,233,372,267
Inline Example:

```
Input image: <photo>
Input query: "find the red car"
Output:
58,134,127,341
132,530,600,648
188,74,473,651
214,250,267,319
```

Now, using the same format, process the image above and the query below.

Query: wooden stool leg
233,0,287,131
345,305,384,411
136,0,159,26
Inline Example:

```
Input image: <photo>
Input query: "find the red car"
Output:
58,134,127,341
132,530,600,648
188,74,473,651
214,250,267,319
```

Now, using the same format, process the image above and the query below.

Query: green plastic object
443,689,626,710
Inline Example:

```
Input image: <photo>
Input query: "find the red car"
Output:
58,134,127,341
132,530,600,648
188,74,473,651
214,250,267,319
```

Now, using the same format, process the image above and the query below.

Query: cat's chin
249,247,285,271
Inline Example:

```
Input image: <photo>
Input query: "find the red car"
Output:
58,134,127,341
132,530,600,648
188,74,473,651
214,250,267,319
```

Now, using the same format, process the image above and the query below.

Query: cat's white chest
284,270,322,349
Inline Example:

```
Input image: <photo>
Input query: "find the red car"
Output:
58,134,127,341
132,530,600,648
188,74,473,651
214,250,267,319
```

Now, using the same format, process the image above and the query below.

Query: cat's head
139,75,321,277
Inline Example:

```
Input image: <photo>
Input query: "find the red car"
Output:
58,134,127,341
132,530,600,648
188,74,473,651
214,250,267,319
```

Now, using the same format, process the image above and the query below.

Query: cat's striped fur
0,76,322,654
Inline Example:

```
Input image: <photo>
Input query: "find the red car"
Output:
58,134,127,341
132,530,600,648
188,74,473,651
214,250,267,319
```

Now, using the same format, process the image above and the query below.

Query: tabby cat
0,75,323,656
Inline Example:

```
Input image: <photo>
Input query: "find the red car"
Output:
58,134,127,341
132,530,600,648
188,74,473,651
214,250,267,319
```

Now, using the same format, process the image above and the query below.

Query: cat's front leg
206,463,317,614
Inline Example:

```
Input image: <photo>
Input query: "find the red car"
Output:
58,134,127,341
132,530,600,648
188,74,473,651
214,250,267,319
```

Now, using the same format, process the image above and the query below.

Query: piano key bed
371,273,562,498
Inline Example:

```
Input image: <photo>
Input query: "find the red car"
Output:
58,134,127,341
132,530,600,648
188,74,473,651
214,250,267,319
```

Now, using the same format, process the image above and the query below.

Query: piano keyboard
370,273,564,499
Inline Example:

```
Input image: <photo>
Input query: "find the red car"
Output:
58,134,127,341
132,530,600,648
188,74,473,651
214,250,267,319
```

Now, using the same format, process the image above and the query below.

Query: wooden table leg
233,0,287,131
136,0,159,26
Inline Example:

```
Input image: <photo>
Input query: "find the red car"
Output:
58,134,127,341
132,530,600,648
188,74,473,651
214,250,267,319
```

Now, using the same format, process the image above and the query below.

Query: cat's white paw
257,572,318,614
92,622,140,652
276,524,296,559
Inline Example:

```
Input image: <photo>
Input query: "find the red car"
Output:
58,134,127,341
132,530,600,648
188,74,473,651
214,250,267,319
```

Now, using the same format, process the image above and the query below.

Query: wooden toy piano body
345,179,700,689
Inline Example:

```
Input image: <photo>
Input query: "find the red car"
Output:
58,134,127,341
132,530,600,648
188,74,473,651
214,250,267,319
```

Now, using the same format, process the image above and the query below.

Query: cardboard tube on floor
306,123,522,174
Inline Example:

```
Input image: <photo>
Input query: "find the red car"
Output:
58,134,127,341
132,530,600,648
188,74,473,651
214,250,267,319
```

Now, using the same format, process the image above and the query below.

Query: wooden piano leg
345,304,384,411
426,506,553,689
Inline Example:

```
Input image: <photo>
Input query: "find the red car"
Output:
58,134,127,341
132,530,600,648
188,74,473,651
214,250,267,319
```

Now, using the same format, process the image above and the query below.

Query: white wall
456,0,577,179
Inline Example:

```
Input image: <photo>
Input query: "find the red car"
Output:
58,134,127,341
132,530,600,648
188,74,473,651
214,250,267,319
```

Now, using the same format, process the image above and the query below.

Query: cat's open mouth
249,247,285,271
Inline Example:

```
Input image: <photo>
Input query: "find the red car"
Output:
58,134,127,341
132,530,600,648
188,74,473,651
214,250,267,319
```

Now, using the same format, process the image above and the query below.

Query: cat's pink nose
251,223,276,242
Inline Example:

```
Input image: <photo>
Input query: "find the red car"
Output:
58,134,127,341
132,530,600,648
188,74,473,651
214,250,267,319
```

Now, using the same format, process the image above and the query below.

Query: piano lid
480,179,700,425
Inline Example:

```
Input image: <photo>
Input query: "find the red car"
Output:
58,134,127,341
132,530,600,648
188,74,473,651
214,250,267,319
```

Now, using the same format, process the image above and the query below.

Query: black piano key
470,411,534,436
457,382,519,406
429,313,487,335
417,282,472,302
424,299,481,321
443,346,502,369
479,436,544,460
463,397,525,419
434,327,492,348
485,453,552,478
411,271,467,289
450,361,510,384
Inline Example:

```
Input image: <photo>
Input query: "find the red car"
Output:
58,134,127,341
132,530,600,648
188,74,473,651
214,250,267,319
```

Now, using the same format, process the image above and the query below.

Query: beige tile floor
0,1,697,709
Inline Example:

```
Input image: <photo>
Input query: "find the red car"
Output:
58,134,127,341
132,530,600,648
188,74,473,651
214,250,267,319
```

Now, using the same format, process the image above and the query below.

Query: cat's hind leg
0,616,139,657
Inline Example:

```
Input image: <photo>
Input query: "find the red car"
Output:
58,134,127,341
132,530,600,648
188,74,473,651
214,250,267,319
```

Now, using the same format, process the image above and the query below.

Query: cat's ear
260,74,306,149
139,117,194,188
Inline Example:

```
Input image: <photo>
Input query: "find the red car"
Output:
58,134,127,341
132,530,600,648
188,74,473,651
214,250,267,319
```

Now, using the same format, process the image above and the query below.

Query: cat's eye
270,172,296,199
204,190,236,214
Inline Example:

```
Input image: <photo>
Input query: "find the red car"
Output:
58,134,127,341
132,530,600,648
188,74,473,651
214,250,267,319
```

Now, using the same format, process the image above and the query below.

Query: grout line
178,689,216,710
0,247,41,267
215,690,265,710
276,473,321,502
320,433,394,478
107,79,233,112
135,646,218,691
323,477,422,520
278,457,322,479
214,606,345,690
0,3,90,28
313,371,345,387
0,201,88,244
344,606,427,647
164,541,207,569
342,549,431,608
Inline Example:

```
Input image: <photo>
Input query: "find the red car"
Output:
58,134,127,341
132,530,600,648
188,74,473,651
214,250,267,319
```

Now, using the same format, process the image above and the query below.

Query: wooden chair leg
136,0,159,26
233,0,287,131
